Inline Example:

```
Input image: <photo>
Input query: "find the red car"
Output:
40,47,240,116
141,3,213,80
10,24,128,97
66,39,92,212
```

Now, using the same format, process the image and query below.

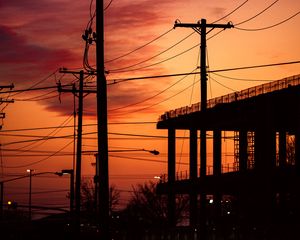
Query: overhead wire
108,31,196,73
108,59,300,115
108,68,198,112
13,90,59,102
104,0,114,11
235,0,279,26
105,0,248,67
212,0,249,23
211,72,273,82
110,78,201,116
2,139,74,168
108,60,300,83
209,75,237,92
9,69,59,97
10,113,74,153
105,28,174,63
107,0,247,73
235,11,300,31
0,121,156,133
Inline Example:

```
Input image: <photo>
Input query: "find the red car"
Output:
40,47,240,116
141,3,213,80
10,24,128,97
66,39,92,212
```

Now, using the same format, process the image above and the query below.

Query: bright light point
227,211,231,215
7,201,12,205
209,199,213,204
154,176,161,179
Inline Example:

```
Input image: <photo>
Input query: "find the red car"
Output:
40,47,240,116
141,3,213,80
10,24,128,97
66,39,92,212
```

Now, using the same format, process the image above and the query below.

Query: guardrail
159,74,300,121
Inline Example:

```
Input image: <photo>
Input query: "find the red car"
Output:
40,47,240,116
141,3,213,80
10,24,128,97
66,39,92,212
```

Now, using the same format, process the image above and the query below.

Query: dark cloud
0,25,77,85
0,0,184,119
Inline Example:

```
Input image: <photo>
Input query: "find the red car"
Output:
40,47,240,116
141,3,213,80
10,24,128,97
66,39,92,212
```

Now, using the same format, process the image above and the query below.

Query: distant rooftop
158,74,300,122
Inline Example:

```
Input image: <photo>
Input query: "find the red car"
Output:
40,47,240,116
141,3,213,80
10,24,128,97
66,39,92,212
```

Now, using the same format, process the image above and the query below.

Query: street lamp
1,170,73,221
55,169,74,213
26,169,34,221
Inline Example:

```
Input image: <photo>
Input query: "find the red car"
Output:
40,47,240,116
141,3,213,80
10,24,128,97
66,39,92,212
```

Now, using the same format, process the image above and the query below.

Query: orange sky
1,0,300,214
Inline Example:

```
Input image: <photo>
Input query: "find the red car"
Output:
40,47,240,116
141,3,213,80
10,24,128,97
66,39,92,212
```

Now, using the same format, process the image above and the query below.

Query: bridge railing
159,163,238,183
159,74,300,121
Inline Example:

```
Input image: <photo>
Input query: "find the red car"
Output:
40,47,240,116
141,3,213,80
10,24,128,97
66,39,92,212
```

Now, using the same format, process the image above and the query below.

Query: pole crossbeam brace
59,69,94,75
58,87,97,94
174,22,234,30
0,84,14,90
0,99,14,103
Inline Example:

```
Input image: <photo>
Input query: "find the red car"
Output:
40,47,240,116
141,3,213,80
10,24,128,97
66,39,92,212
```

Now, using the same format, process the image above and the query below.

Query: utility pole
58,70,96,230
174,19,233,237
0,84,14,130
96,0,110,239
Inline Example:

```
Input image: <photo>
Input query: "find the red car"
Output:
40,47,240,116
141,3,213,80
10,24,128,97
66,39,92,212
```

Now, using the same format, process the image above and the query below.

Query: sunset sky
1,0,300,214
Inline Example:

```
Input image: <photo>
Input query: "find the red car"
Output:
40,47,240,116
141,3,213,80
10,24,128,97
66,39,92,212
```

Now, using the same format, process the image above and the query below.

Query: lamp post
1,170,73,221
26,169,34,221
55,169,74,213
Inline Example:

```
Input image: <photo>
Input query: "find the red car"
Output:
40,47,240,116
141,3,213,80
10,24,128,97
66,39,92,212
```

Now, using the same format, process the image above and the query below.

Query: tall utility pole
96,0,110,239
174,19,233,236
58,70,96,225
75,70,83,218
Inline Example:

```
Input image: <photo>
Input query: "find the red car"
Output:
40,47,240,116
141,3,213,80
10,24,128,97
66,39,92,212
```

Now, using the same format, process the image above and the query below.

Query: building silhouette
157,74,300,239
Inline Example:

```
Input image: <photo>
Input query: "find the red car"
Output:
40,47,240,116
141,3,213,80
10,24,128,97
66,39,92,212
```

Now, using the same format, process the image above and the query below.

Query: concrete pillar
213,130,222,237
254,128,276,229
189,129,198,227
168,128,176,227
200,129,207,238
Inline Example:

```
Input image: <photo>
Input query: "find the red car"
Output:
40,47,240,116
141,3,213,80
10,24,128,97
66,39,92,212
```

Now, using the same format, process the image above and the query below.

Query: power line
13,90,59,101
109,42,200,74
105,28,173,63
110,78,200,116
211,72,273,82
108,68,198,112
109,60,300,83
10,113,74,153
235,11,300,31
108,31,196,73
105,0,248,66
2,140,74,168
10,69,60,97
212,0,249,23
209,75,237,92
110,154,188,165
116,22,231,75
0,121,155,133
104,0,114,11
235,0,279,26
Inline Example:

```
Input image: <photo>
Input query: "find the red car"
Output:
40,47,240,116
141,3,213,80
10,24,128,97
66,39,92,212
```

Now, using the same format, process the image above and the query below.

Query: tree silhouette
119,181,188,230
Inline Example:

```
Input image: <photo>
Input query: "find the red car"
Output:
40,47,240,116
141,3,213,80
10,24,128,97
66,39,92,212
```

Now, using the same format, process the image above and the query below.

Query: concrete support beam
168,128,176,227
189,129,198,227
